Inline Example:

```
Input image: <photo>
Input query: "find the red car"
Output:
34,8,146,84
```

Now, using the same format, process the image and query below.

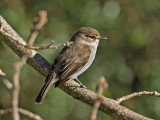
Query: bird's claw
80,85,88,89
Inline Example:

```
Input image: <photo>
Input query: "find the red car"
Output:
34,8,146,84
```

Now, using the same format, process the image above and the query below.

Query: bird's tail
35,73,56,104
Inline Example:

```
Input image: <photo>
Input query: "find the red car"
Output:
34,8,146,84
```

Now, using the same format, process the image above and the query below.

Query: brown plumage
35,27,106,103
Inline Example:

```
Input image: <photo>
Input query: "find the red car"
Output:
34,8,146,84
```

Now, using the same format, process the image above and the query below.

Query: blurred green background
0,0,160,120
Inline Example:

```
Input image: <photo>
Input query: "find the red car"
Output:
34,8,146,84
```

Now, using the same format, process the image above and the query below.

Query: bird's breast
71,40,98,79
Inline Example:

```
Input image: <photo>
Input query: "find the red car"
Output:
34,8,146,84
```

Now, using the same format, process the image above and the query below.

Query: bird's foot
80,84,88,89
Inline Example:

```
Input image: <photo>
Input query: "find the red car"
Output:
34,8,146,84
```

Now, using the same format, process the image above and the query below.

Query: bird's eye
85,35,96,40
85,35,95,39
89,36,95,39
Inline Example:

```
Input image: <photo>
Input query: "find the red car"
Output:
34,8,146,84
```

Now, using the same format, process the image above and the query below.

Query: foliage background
0,0,160,119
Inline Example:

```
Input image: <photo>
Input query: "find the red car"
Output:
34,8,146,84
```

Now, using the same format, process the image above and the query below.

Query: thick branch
0,15,154,120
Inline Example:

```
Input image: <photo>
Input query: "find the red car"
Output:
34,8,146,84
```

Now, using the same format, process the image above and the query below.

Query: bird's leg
74,78,87,89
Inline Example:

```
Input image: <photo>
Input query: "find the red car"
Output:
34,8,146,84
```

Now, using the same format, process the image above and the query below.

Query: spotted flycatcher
35,27,107,103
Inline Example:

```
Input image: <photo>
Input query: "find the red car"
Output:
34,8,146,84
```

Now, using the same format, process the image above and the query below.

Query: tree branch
0,75,13,92
90,76,108,120
117,91,160,104
0,69,6,76
12,56,27,120
0,70,13,92
0,15,154,120
11,10,47,120
27,10,47,46
28,40,73,50
0,73,43,120
0,108,42,120
1,11,47,120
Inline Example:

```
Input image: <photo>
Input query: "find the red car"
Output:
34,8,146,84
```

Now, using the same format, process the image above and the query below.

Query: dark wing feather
55,43,91,87
35,64,57,103
55,61,85,87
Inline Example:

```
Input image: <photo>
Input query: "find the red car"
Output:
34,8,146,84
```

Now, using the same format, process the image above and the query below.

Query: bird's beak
99,36,107,40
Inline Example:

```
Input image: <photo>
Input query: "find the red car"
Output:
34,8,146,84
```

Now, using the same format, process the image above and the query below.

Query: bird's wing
55,43,91,87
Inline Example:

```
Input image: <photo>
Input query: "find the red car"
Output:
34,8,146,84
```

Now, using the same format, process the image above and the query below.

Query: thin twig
117,91,160,104
90,76,108,120
0,108,43,120
0,75,13,92
12,56,27,120
11,10,47,120
28,41,73,50
0,69,6,76
0,69,13,92
27,10,47,46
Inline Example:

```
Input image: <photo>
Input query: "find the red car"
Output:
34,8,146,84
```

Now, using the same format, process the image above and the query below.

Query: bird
35,27,107,103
